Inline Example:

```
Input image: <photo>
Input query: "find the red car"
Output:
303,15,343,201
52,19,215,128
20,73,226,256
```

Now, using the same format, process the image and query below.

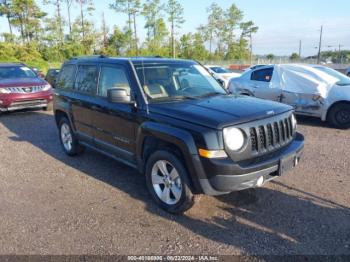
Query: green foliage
0,0,259,69
267,54,275,61
290,53,300,60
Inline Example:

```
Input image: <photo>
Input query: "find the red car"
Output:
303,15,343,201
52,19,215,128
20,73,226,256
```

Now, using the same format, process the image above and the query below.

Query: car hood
0,78,47,88
149,95,292,129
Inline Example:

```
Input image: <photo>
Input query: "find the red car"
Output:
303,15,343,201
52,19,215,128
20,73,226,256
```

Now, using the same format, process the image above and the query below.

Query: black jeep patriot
53,56,304,213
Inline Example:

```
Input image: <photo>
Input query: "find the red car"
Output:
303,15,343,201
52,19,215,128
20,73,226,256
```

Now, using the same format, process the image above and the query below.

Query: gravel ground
0,110,349,256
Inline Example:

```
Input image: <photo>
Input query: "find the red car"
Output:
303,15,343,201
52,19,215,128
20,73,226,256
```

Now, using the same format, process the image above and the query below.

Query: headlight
42,84,51,91
291,114,297,130
223,127,245,151
0,88,10,94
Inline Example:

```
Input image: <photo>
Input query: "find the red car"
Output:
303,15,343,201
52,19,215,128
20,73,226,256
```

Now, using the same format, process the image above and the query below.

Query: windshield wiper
197,92,225,98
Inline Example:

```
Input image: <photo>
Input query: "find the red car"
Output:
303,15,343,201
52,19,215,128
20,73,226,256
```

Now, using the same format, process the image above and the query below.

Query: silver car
228,64,350,128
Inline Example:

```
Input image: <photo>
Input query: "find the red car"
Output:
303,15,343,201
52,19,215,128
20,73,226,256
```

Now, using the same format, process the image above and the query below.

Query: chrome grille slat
5,86,45,94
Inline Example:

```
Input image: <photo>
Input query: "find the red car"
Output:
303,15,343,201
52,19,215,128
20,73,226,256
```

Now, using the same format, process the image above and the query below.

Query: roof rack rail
71,55,108,60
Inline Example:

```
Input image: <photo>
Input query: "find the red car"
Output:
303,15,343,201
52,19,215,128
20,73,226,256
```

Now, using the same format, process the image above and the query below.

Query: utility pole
317,25,323,64
299,40,302,58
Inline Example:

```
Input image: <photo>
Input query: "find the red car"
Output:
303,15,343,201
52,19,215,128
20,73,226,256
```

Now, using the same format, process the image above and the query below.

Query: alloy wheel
151,160,183,205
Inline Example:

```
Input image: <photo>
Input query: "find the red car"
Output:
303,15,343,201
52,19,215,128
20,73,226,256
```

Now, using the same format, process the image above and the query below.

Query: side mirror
107,88,132,104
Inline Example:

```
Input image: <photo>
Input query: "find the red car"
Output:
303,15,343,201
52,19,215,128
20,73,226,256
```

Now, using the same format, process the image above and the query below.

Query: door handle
251,85,259,89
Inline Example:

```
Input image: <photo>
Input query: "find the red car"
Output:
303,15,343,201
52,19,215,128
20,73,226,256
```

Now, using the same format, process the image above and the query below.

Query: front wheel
145,150,195,214
327,103,350,129
58,117,85,156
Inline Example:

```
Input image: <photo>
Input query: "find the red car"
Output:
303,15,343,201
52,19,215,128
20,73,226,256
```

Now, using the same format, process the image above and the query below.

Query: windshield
313,66,350,86
134,63,226,102
210,66,231,74
0,66,37,79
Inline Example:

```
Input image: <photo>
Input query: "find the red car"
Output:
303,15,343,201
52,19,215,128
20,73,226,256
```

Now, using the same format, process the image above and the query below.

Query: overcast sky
1,0,349,56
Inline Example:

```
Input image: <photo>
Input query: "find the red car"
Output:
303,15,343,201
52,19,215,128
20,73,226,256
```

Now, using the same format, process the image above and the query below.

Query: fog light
257,176,264,187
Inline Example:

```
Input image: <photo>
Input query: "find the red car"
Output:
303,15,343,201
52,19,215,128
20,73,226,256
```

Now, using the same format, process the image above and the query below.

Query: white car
228,64,350,128
205,65,241,88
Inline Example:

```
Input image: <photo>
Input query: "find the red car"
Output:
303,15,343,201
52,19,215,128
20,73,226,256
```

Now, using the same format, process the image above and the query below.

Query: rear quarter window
56,65,77,89
251,68,273,82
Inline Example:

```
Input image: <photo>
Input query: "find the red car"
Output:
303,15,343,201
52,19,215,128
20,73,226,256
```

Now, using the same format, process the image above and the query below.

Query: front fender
136,121,204,193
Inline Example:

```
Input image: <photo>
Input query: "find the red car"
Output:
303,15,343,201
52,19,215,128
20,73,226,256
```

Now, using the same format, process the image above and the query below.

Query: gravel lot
0,110,349,256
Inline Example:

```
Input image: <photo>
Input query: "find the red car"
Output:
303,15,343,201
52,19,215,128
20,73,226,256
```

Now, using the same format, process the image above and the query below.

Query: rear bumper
0,91,53,112
197,133,304,195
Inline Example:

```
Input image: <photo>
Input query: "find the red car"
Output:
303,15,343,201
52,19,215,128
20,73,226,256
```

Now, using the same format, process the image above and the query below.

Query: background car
45,68,60,87
205,65,241,88
0,63,53,114
346,68,350,77
30,67,45,78
228,64,350,128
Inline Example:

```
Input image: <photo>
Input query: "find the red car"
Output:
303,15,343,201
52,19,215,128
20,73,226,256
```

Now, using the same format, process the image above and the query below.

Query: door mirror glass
107,87,132,103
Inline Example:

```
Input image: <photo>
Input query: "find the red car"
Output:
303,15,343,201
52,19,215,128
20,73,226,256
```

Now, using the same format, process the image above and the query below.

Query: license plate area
278,154,297,176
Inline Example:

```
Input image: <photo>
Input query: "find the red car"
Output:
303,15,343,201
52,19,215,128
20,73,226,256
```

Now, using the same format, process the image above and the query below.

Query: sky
1,0,350,56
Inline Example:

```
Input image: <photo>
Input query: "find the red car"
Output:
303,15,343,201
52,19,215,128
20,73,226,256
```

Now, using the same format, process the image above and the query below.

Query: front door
91,64,137,165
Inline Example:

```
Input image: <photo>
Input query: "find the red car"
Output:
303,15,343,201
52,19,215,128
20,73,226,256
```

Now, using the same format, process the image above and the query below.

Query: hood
0,78,47,88
149,95,292,129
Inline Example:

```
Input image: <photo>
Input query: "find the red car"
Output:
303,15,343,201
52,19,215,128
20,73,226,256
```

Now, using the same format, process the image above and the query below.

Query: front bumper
197,133,304,195
0,91,53,112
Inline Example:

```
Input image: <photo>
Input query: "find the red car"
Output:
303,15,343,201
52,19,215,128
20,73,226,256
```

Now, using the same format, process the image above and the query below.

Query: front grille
11,99,47,107
249,114,294,154
5,86,47,94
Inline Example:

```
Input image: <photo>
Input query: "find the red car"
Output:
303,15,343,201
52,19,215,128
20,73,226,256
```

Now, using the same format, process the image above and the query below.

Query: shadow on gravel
2,111,350,255
295,115,331,128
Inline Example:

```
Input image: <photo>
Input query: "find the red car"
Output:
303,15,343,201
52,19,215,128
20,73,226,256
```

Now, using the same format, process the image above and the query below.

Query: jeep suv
53,56,304,213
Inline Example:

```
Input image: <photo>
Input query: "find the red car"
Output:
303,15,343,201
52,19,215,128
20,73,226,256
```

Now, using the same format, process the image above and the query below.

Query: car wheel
58,117,84,156
328,103,350,129
145,150,195,214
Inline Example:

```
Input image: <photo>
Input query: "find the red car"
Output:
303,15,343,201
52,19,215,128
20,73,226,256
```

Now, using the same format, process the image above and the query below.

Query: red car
0,63,53,114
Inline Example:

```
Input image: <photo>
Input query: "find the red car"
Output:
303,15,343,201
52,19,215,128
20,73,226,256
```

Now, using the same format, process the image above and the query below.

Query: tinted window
74,65,98,94
56,65,77,89
251,68,273,82
98,66,131,97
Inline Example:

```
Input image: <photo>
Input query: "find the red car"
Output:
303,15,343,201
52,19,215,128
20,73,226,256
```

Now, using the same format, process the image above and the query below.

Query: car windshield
210,66,231,74
313,66,350,86
134,63,227,102
0,66,37,79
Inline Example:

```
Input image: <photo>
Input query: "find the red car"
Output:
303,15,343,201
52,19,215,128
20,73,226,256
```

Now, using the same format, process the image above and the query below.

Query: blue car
346,68,350,77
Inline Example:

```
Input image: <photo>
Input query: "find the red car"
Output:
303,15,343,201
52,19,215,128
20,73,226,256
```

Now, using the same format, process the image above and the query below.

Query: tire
327,102,350,129
145,150,195,214
58,117,85,156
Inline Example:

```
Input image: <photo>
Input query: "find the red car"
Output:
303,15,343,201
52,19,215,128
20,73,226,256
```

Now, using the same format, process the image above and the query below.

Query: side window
56,65,77,89
98,66,131,97
74,65,98,94
251,68,273,82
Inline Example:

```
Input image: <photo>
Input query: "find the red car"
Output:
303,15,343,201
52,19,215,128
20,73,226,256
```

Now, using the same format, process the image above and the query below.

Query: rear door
90,63,138,165
70,64,99,142
250,67,282,102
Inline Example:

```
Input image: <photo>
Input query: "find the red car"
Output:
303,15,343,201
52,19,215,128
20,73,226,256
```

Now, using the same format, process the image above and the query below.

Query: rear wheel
327,103,350,129
58,117,84,156
145,150,195,214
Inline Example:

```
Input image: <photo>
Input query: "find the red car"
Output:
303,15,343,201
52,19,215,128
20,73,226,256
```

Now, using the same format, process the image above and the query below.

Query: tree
267,54,274,61
240,21,258,64
206,3,225,57
75,0,94,42
165,0,184,58
65,0,74,35
224,4,243,46
43,0,64,44
10,0,46,43
0,0,13,36
290,53,300,61
142,0,163,41
110,0,141,55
